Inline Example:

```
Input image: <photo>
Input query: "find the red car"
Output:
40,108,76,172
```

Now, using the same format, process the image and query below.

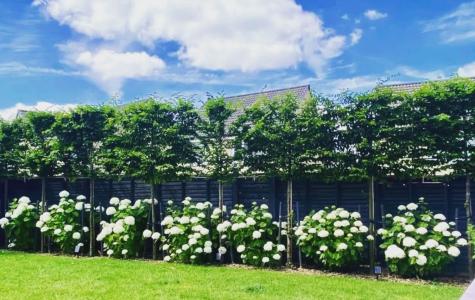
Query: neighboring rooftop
384,77,475,93
224,85,311,124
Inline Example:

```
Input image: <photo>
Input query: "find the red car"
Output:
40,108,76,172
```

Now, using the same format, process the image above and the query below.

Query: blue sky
1,0,475,119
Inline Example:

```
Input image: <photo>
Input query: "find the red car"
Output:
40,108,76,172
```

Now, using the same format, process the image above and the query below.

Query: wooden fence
0,176,472,277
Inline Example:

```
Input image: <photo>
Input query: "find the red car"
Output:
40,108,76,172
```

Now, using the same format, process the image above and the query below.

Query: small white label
374,266,382,274
74,244,82,254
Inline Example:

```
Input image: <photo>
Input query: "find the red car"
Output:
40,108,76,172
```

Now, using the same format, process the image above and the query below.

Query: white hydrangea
385,245,405,259
424,239,439,249
448,246,460,257
252,230,262,239
143,229,152,238
263,241,273,251
237,245,246,253
434,222,449,232
124,216,135,226
337,243,348,251
333,229,344,237
408,249,419,257
416,254,427,266
415,227,428,235
106,207,116,216
59,190,70,198
402,237,416,247
152,232,161,241
406,203,418,211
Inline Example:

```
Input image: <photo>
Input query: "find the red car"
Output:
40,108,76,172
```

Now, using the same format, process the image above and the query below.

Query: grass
0,251,465,300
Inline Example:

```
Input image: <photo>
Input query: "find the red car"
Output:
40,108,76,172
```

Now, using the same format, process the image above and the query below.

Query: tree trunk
466,174,473,279
151,184,157,260
3,179,8,248
89,178,95,256
40,177,46,253
218,180,224,220
286,179,293,267
368,176,375,274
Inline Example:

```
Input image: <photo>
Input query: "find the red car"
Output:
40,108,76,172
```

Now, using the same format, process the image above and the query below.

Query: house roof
384,77,475,93
224,85,311,124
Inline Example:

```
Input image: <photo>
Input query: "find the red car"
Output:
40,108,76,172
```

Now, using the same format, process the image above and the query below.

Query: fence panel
0,176,473,277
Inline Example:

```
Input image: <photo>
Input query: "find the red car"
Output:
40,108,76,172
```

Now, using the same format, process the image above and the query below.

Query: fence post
130,179,135,202
269,177,277,217
336,182,341,207
368,176,375,275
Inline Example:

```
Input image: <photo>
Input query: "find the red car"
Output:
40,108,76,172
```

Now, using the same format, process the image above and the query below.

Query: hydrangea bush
295,206,372,269
218,202,285,267
0,196,38,250
97,197,151,258
379,199,467,278
37,191,91,253
161,197,220,263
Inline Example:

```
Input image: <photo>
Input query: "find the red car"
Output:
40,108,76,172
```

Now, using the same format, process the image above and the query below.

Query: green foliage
411,78,475,179
295,206,370,269
297,96,344,180
340,88,411,180
161,198,220,263
0,196,38,250
97,198,151,258
378,199,466,278
0,120,24,178
105,99,198,184
19,111,60,178
198,97,236,181
231,93,304,180
52,105,115,179
218,202,285,267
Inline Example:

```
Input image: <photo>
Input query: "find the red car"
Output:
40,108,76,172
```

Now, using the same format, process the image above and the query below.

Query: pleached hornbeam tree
411,78,475,278
0,120,24,246
341,87,410,274
105,99,198,259
231,92,336,267
198,97,236,216
53,105,115,256
21,111,60,252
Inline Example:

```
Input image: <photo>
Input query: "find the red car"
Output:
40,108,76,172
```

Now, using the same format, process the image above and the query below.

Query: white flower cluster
161,197,218,263
219,202,285,267
0,196,38,250
99,196,150,258
295,206,371,269
38,191,89,253
380,200,466,277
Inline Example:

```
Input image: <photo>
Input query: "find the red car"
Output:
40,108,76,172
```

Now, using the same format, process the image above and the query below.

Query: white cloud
458,61,475,77
423,1,475,43
341,14,349,21
396,66,446,80
0,62,78,76
0,102,76,120
34,0,348,93
364,9,388,20
350,29,363,45
64,48,166,95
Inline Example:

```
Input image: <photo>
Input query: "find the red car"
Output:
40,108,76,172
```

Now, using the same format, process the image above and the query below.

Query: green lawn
0,251,465,300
